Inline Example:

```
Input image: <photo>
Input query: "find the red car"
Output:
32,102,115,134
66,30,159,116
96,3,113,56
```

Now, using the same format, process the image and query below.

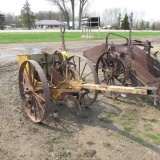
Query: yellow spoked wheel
19,60,51,123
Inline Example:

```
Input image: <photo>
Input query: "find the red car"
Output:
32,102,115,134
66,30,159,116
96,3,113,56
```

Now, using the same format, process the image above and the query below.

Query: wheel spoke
72,57,76,66
21,81,30,89
96,54,125,99
25,94,32,107
80,62,87,78
34,79,39,88
100,78,106,84
34,95,45,112
31,66,36,88
33,92,45,103
101,57,107,67
22,73,30,88
19,60,50,122
29,95,34,115
24,65,33,87
86,93,93,102
32,97,37,120
81,72,92,81
68,55,98,106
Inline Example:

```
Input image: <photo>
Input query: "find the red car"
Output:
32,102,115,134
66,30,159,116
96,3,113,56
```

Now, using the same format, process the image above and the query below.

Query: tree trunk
70,0,75,30
47,0,71,29
78,8,82,30
27,11,31,30
78,0,87,30
72,4,75,30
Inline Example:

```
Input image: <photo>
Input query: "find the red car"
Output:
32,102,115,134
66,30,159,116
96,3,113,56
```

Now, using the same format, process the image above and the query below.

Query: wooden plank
107,86,147,95
82,84,148,95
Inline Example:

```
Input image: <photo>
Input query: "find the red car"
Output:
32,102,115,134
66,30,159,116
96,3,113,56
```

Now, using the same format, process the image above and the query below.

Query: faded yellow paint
61,51,68,58
49,80,82,103
18,55,30,66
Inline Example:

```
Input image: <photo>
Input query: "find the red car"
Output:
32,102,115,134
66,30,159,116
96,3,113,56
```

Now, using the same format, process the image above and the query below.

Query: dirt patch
0,40,160,160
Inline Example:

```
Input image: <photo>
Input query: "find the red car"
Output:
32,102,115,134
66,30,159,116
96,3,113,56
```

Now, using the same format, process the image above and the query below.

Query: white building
35,20,66,29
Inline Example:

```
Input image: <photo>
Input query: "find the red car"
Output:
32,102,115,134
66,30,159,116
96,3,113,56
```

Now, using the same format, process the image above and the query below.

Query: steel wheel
67,55,99,106
96,53,125,99
19,60,50,123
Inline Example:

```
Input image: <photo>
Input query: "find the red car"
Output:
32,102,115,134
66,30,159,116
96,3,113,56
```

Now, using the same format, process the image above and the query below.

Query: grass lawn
0,31,160,43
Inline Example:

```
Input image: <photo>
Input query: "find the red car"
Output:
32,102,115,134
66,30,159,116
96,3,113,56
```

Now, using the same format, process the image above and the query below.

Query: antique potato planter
18,48,159,122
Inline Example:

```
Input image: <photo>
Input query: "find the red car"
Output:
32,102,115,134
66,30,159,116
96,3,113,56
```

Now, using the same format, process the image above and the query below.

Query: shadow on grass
37,98,160,154
116,94,156,109
110,124,160,154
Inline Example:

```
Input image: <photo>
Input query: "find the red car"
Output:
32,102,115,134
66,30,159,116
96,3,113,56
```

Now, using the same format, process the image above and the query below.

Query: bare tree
68,0,88,29
5,13,21,28
155,22,160,30
117,13,122,29
47,0,71,29
47,0,88,29
102,8,121,26
78,0,87,29
35,11,64,21
70,0,75,29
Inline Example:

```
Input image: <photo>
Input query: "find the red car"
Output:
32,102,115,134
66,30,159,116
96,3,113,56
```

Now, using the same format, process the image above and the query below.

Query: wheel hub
104,68,114,82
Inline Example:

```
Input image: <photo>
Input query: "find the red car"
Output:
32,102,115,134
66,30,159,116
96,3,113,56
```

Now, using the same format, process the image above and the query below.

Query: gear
64,95,81,115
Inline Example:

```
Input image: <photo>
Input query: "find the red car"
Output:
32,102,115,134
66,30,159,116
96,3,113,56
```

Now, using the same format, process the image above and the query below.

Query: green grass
0,31,160,43
103,142,112,148
143,123,153,131
99,117,113,123
79,113,89,119
113,100,121,105
150,118,158,123
123,125,132,132
60,150,71,157
145,133,160,145
83,149,96,157
48,147,54,153
45,136,62,145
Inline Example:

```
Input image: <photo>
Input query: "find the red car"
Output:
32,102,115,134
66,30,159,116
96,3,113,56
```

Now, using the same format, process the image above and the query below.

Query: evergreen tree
121,14,129,30
0,13,5,30
117,13,122,29
20,0,35,29
146,21,150,29
135,22,138,30
139,20,145,30
151,22,156,30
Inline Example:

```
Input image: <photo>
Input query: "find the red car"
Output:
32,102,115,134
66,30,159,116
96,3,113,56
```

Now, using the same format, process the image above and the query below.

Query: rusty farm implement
18,47,160,123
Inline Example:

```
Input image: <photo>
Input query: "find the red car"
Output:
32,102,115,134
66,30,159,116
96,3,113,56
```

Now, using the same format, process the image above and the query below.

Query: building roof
35,20,65,26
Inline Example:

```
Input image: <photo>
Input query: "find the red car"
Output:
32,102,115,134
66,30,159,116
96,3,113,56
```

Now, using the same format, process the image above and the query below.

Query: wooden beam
82,84,148,95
